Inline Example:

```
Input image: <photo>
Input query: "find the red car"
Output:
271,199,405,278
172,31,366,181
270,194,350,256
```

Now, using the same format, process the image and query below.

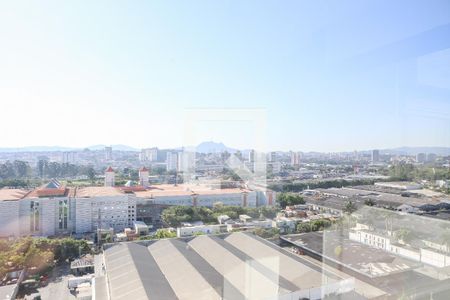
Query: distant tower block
242,191,248,207
139,166,150,187
104,166,115,187
191,193,199,207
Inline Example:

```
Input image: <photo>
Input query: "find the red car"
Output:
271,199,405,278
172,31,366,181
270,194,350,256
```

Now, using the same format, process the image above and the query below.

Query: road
37,264,76,300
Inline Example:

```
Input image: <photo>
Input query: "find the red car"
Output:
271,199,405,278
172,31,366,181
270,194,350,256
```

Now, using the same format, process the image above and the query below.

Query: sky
0,0,449,152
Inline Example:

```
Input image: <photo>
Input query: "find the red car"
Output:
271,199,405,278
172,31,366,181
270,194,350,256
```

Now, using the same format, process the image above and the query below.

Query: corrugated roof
102,233,343,300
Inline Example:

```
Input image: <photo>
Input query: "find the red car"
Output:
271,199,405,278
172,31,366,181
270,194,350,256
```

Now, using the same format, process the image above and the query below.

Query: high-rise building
105,146,113,161
166,152,178,171
248,150,255,163
177,151,195,173
140,148,158,162
62,151,76,164
416,153,426,163
290,151,301,166
268,152,277,162
104,166,115,187
371,150,380,163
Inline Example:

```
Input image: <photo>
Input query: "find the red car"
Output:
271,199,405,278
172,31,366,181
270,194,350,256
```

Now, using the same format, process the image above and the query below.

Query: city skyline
1,142,450,156
0,1,449,151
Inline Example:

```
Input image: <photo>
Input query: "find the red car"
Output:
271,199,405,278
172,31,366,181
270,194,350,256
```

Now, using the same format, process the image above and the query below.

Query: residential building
140,148,158,162
62,151,76,164
248,149,255,163
166,152,178,171
371,149,380,163
416,153,426,163
290,151,301,166
105,146,113,161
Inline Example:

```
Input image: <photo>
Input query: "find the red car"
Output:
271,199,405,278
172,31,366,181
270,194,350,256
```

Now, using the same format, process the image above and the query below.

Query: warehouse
96,232,358,300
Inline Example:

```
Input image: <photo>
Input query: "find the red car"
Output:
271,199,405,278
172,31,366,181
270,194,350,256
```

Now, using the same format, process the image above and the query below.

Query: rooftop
282,231,420,278
0,189,29,201
100,232,354,300
134,184,250,198
314,187,441,207
75,186,125,198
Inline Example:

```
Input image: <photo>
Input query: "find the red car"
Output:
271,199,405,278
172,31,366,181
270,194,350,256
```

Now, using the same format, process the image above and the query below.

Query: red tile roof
105,166,114,172
35,188,67,197
120,186,147,193
139,166,149,172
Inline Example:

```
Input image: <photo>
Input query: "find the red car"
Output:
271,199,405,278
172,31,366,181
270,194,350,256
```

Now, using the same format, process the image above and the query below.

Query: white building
248,150,255,163
74,187,136,234
176,224,227,237
416,153,426,163
104,166,115,187
166,152,178,171
0,183,136,237
290,151,301,166
349,227,450,268
140,148,158,162
139,166,150,187
104,146,112,161
267,152,277,162
177,151,195,173
374,181,422,190
0,180,73,237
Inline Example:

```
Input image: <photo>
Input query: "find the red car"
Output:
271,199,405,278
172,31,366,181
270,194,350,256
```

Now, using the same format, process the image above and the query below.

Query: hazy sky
0,1,449,152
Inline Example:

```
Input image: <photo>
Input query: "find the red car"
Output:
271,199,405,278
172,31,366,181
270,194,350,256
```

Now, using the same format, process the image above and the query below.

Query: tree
311,219,332,231
276,193,305,208
87,167,96,183
297,222,312,233
364,199,375,206
13,160,30,178
343,201,357,214
37,160,48,178
254,228,280,239
154,229,176,239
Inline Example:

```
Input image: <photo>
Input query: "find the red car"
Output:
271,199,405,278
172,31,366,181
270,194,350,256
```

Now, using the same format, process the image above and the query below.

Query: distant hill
0,143,449,155
195,141,237,153
0,146,77,152
381,147,450,156
0,144,139,153
86,144,139,151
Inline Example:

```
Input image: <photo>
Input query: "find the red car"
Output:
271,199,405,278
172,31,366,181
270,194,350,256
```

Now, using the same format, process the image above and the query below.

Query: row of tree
276,193,305,208
138,229,177,240
0,160,97,181
161,203,278,227
388,163,450,181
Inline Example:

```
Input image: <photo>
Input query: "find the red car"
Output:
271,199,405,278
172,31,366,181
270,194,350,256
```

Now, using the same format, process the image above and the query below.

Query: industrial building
0,168,276,237
95,232,358,300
